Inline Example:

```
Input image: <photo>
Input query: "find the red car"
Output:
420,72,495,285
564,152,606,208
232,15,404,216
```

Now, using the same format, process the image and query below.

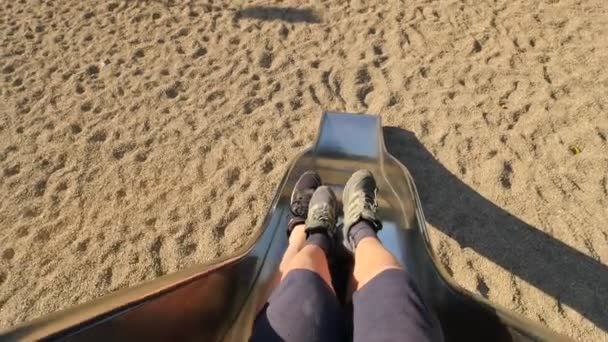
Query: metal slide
1,113,569,341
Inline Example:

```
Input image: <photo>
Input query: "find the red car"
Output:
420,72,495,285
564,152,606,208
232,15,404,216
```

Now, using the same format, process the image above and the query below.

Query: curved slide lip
1,112,570,341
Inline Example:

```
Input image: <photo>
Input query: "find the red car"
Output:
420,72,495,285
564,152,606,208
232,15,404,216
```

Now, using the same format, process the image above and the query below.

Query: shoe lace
310,204,334,227
292,193,310,217
350,189,378,215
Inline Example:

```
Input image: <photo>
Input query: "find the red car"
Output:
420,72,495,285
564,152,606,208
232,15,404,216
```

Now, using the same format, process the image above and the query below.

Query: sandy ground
1,0,607,340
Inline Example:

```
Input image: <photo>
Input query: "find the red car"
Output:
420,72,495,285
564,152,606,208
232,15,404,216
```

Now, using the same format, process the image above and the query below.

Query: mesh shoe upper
290,171,322,217
342,170,382,248
305,186,338,237
287,171,322,235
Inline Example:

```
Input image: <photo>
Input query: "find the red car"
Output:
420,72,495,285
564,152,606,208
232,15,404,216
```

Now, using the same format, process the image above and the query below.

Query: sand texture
1,0,607,340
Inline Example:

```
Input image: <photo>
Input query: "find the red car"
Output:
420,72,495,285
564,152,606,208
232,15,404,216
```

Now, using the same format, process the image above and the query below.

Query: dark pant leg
250,269,346,342
352,268,444,342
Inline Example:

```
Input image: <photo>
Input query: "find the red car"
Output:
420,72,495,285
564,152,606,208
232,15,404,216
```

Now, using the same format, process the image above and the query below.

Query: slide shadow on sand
234,6,321,24
383,127,608,332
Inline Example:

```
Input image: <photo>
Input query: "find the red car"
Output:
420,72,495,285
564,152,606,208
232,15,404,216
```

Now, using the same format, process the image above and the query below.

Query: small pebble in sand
569,145,582,155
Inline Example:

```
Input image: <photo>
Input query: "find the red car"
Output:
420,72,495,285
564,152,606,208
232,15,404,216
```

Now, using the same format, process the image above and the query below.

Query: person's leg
281,242,333,289
266,222,333,296
261,223,307,304
259,171,322,306
251,183,346,342
353,238,443,342
352,233,401,290
343,170,444,342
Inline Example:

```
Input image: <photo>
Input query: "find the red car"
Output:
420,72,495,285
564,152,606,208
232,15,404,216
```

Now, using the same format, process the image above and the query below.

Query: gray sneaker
342,169,382,250
305,186,338,238
287,171,322,236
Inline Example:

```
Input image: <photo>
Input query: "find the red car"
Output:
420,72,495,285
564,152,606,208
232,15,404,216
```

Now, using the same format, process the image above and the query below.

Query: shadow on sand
383,127,608,332
234,6,321,24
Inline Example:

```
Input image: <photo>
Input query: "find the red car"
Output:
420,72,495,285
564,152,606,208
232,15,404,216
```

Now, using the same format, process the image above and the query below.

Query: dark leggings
250,268,443,342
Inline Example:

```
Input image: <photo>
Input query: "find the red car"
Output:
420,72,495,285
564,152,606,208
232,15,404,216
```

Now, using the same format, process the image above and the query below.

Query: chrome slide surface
1,113,569,341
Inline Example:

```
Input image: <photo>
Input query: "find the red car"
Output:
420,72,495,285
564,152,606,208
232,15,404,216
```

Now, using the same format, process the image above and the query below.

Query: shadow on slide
1,113,577,341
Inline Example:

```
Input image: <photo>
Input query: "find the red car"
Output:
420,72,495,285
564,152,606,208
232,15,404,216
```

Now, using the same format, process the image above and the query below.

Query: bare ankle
289,224,306,246
353,237,403,290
